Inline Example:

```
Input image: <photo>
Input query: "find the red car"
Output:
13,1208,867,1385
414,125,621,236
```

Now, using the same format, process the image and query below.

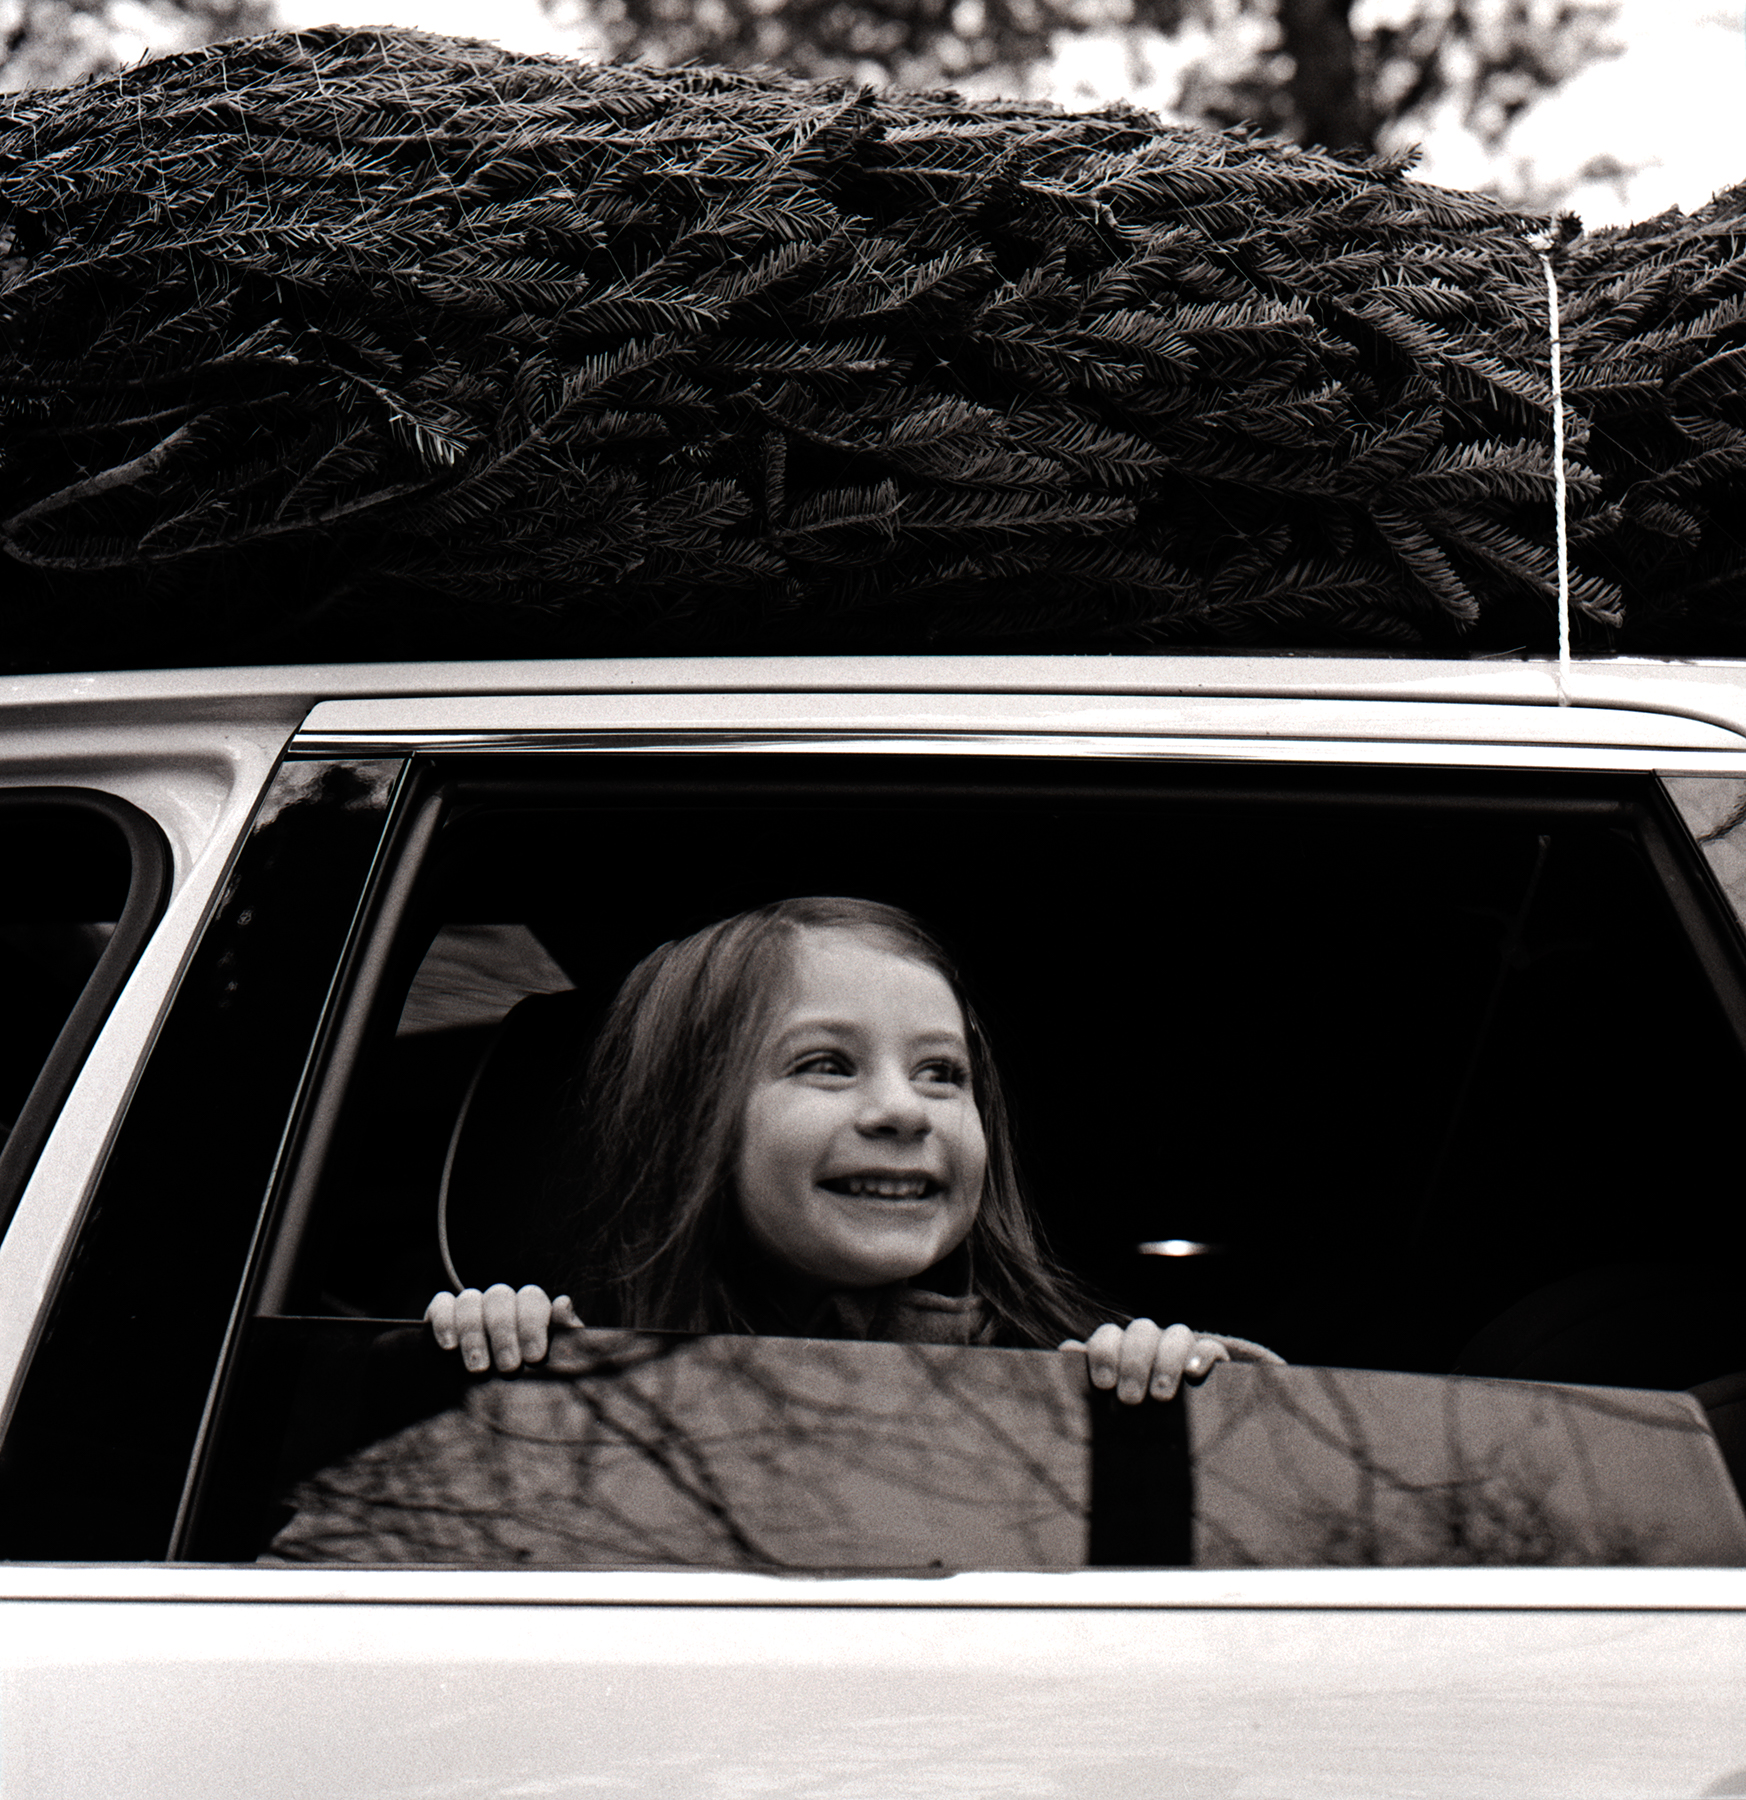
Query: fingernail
1186,1356,1205,1374
1092,1366,1115,1389
465,1349,488,1373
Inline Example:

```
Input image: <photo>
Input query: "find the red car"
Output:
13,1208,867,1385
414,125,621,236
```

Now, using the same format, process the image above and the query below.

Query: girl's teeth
844,1176,929,1197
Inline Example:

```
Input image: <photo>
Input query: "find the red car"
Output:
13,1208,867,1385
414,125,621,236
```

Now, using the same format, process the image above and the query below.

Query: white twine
1529,231,1572,704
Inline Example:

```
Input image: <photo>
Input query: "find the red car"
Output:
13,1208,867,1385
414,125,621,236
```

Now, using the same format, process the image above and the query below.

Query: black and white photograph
3,0,1746,1790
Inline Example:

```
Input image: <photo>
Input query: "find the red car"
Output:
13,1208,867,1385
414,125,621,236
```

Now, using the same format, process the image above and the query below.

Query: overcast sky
244,0,1742,228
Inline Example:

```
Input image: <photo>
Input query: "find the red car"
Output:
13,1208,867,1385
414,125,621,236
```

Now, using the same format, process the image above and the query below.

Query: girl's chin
758,1194,975,1288
811,1239,959,1289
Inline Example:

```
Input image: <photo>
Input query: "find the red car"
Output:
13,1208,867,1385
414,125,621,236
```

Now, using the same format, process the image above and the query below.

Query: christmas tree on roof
2,25,1743,670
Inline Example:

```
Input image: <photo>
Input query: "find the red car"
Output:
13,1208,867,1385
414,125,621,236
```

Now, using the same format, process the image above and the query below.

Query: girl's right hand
424,1284,581,1374
1059,1318,1231,1404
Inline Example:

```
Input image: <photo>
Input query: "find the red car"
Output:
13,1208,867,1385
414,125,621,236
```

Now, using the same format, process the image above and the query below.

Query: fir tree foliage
0,25,1743,667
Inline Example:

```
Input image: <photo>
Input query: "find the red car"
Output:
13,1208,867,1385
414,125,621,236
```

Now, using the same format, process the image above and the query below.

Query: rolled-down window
0,789,169,1241
180,759,1746,1570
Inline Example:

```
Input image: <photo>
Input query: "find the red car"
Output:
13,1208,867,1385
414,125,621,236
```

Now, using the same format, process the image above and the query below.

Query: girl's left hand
1059,1319,1230,1404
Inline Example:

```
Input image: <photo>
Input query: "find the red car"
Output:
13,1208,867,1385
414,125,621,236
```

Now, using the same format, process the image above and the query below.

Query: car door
7,660,1746,1800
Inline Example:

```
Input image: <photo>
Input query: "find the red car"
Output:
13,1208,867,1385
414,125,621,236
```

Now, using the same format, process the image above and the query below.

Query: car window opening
10,757,1746,1571
221,766,1746,1569
204,766,1746,1570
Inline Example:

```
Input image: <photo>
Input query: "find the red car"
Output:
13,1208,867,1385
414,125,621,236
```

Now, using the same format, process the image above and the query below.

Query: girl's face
735,928,988,1291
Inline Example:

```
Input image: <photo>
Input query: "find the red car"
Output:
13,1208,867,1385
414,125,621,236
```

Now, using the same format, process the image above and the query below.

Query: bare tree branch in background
578,0,1623,184
1275,0,1369,150
1,0,272,93
1172,0,1621,153
3,0,1621,199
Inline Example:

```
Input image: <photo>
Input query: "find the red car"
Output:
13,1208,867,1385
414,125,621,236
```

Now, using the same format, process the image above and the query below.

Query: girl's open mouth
819,1175,942,1199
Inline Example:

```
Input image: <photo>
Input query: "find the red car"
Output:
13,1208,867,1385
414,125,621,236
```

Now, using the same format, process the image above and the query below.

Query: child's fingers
481,1282,523,1371
1184,1337,1231,1382
451,1287,490,1373
1072,1321,1233,1403
515,1284,553,1365
1149,1321,1199,1401
552,1294,582,1330
425,1291,457,1350
1117,1318,1165,1404
1081,1322,1126,1391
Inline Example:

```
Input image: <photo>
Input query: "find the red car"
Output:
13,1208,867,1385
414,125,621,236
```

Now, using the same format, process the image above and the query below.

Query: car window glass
0,762,400,1562
248,1335,1744,1572
0,791,168,1240
1664,775,1746,937
398,923,577,1035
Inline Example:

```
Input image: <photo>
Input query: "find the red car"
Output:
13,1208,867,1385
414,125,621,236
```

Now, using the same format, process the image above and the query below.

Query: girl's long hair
561,896,1102,1349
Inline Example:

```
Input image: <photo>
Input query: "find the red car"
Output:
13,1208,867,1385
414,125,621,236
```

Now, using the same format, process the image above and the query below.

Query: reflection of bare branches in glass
1664,776,1746,937
265,1341,1746,1570
267,1332,1089,1570
1190,1367,1746,1568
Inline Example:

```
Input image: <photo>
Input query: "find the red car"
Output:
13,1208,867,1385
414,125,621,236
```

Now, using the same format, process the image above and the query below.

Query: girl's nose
856,1066,930,1137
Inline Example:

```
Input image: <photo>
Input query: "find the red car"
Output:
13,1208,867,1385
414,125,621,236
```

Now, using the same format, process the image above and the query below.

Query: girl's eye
916,1059,968,1088
792,1051,851,1078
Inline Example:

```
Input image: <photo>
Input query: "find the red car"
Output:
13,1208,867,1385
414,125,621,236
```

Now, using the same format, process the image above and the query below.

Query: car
5,649,1746,1798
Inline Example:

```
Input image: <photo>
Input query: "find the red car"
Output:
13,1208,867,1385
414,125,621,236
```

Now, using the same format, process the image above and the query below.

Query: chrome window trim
292,690,1746,753
288,728,1746,777
5,1565,1746,1610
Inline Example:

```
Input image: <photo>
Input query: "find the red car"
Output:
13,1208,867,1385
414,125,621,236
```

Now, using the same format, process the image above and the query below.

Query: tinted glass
1665,774,1746,938
0,791,168,1238
0,762,401,1560
236,1332,1746,1570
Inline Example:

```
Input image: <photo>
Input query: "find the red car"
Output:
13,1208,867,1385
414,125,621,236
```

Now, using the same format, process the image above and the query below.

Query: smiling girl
426,897,1280,1402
